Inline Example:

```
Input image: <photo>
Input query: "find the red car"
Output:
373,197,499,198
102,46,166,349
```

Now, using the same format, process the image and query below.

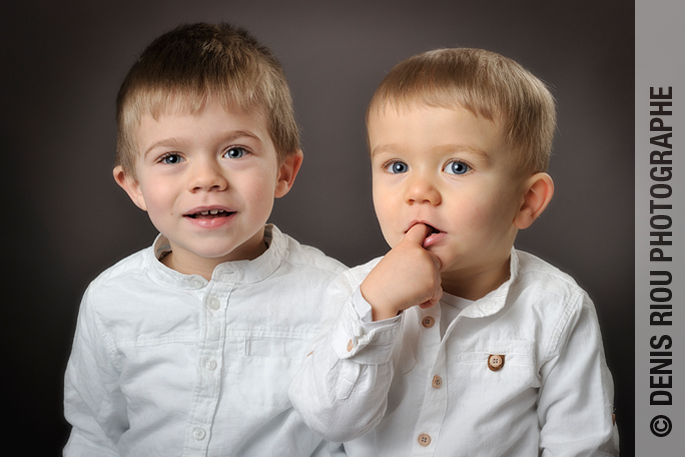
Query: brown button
421,316,435,328
346,339,354,352
417,433,431,447
432,375,443,389
487,354,505,371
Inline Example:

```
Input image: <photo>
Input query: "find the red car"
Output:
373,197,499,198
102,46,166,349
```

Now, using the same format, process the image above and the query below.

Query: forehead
141,92,266,126
134,98,271,152
368,103,506,157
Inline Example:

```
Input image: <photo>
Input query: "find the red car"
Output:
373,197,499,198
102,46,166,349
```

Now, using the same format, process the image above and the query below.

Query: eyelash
444,161,471,175
159,153,183,165
156,146,250,164
224,146,249,159
384,160,408,174
383,160,472,175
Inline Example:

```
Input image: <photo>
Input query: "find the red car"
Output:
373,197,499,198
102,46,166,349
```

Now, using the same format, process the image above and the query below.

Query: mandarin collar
459,247,521,319
146,224,286,289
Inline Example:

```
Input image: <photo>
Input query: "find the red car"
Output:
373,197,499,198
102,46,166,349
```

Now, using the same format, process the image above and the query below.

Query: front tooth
200,211,209,215
210,209,219,215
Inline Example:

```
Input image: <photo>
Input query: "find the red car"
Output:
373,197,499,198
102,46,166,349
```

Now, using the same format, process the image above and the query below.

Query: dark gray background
0,0,634,454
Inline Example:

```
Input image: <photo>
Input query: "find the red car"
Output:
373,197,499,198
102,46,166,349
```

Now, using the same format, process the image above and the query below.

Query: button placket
183,284,231,453
412,311,447,454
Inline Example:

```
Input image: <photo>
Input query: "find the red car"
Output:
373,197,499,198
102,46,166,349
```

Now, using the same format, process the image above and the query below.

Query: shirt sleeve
289,269,403,443
63,287,127,457
537,291,619,456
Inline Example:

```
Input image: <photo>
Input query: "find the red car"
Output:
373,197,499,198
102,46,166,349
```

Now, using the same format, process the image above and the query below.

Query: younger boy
63,23,345,456
290,48,619,455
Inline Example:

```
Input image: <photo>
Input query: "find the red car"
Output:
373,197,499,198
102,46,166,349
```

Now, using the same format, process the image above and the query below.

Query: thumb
402,223,430,246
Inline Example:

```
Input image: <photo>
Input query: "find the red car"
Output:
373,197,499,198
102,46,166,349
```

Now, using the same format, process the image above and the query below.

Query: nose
188,158,228,192
404,173,441,206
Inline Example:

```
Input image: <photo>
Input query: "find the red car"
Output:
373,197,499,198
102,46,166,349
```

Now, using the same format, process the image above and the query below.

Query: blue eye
386,161,408,174
225,147,247,159
160,153,183,165
445,161,470,175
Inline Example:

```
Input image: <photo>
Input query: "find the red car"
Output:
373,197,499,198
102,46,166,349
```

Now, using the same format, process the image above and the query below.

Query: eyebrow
143,130,263,157
371,143,491,162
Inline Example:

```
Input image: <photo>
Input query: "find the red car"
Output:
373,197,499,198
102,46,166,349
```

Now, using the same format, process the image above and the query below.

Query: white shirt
63,225,346,457
290,249,619,456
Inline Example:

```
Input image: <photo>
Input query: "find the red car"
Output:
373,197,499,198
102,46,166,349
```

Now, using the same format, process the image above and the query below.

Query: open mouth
408,222,445,248
185,209,235,219
425,224,442,236
407,221,442,236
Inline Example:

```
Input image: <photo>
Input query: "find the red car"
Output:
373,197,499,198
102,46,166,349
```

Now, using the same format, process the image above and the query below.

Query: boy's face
115,99,300,278
368,104,527,299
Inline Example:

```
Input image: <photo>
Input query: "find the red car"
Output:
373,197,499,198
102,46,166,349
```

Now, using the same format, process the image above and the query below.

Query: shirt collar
146,224,286,289
459,247,521,318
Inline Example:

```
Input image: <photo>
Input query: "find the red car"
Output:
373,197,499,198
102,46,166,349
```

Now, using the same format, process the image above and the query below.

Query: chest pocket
225,333,313,408
457,341,540,391
246,335,310,359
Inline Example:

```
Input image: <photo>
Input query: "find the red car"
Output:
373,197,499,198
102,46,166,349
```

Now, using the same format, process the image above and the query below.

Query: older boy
63,23,345,456
290,48,619,455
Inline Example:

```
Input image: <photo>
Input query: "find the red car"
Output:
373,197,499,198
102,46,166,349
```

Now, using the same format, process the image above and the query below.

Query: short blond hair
367,48,556,174
116,22,300,175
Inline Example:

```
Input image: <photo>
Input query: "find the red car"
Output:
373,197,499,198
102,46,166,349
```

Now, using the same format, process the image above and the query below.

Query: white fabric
64,225,346,457
290,249,619,456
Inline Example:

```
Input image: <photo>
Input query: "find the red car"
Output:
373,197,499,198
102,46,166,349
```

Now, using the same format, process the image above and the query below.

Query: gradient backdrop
0,1,634,454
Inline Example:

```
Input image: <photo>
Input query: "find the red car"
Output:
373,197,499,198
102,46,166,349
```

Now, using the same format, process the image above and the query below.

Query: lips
183,207,237,230
407,220,446,248
184,208,235,219
425,224,441,235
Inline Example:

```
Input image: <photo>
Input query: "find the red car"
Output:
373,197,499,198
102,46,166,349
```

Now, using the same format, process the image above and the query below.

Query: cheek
373,201,403,247
240,171,278,213
139,185,172,215
450,192,508,234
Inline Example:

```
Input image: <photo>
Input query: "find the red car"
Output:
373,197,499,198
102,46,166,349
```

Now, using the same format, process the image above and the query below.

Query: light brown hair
367,48,556,174
116,22,300,175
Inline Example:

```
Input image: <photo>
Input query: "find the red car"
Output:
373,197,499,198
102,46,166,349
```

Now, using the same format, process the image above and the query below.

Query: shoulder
511,249,597,354
82,245,156,310
87,246,151,290
513,249,587,300
323,257,382,299
279,231,348,277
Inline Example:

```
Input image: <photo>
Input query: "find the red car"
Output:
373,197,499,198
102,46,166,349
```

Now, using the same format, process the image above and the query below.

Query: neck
441,256,511,301
161,231,269,280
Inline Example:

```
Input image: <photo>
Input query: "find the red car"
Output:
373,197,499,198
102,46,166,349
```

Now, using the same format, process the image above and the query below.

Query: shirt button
346,339,354,352
417,433,431,447
193,427,206,440
206,296,221,310
421,316,435,328
488,354,505,371
191,278,204,289
432,375,443,389
204,358,217,371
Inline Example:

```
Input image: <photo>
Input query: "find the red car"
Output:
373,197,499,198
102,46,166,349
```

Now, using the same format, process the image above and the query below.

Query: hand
361,224,442,321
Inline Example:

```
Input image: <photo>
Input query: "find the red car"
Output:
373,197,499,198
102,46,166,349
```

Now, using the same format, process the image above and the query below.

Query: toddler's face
368,104,526,299
116,99,297,277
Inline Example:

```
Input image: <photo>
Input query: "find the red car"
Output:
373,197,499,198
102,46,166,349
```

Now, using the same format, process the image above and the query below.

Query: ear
274,149,303,198
113,165,148,211
513,172,554,230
